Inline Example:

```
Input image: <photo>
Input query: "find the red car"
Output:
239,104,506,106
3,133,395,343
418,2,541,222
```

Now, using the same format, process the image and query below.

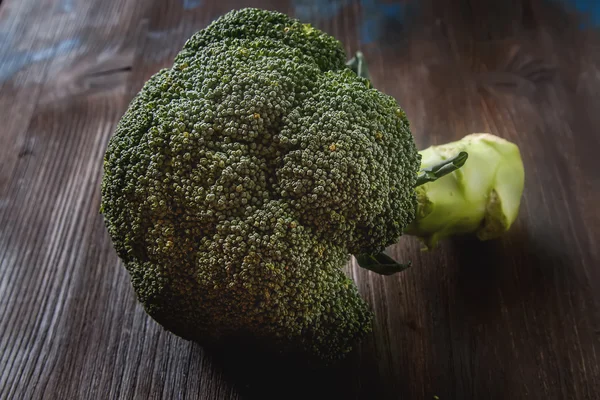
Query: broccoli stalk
348,53,525,274
406,133,525,248
356,133,525,274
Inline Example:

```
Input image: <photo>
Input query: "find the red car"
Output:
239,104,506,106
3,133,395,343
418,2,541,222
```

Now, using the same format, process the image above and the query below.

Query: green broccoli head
101,8,421,361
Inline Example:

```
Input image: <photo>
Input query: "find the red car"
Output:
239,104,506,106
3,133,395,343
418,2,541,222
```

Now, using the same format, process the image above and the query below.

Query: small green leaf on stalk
346,51,370,80
416,151,468,186
355,251,412,275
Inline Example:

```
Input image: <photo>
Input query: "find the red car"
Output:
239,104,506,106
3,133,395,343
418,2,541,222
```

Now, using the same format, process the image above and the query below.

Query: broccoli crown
101,8,420,361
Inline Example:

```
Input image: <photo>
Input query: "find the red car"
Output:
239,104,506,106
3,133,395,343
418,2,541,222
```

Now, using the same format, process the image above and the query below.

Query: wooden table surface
1,0,599,399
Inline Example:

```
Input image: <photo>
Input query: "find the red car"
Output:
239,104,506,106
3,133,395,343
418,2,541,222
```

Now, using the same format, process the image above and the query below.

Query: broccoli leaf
346,51,370,79
416,151,468,186
355,251,412,275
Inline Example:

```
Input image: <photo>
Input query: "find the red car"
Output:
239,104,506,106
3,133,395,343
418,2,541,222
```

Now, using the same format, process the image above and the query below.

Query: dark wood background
1,0,599,399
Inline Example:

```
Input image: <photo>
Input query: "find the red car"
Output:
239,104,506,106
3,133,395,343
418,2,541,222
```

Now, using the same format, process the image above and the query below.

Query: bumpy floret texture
101,8,420,361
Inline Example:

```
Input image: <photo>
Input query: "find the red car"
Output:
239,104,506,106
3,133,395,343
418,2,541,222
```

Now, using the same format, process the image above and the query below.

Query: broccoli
100,8,524,362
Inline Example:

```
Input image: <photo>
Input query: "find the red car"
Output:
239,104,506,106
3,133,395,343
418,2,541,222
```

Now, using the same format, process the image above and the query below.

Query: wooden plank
371,1,600,399
0,0,599,399
0,0,68,196
0,0,163,399
0,1,245,399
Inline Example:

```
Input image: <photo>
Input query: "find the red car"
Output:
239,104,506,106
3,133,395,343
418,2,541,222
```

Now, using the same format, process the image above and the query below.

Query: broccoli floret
101,8,421,361
101,8,525,362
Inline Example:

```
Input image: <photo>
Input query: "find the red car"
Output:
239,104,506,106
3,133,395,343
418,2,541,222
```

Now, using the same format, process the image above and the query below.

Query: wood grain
0,0,599,399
